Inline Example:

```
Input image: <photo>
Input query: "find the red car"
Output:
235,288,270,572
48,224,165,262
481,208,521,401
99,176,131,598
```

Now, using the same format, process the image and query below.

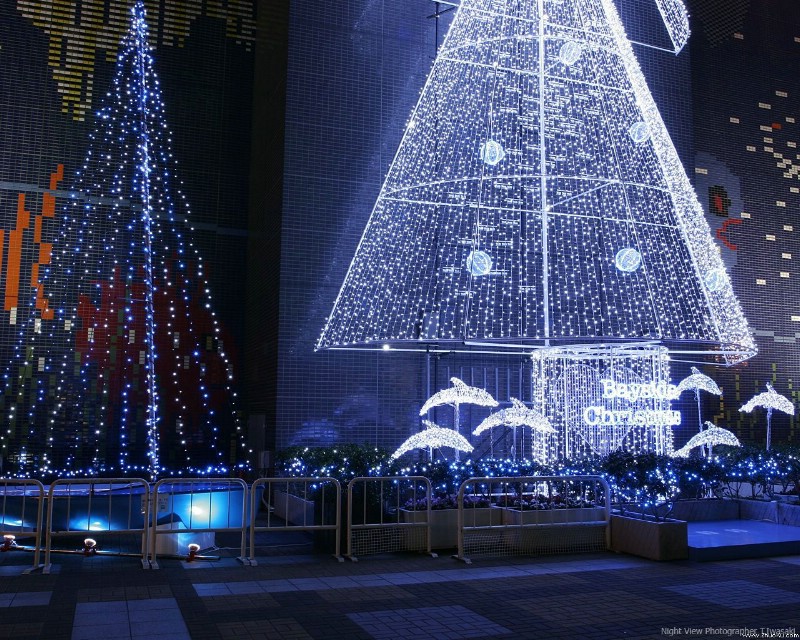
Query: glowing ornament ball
558,40,583,66
479,140,505,166
466,250,493,277
704,269,726,293
628,121,650,143
615,247,642,273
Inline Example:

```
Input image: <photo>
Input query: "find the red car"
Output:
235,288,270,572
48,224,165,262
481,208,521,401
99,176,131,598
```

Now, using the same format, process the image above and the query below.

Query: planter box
502,507,607,526
670,499,739,522
272,490,315,526
731,498,800,526
670,498,800,528
400,508,503,549
610,514,687,561
737,498,778,522
777,501,800,527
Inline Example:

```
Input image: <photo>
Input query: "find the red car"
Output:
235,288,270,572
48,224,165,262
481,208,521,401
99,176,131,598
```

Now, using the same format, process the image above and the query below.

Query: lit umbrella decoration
390,420,474,462
740,383,795,451
672,422,741,458
676,367,722,456
419,377,498,461
473,398,555,461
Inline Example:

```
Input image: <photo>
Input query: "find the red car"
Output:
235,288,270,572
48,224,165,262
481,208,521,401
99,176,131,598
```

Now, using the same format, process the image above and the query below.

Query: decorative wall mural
17,0,256,120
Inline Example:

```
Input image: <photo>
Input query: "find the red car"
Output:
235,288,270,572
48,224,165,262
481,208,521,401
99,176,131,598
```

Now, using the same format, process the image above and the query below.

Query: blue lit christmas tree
0,1,247,479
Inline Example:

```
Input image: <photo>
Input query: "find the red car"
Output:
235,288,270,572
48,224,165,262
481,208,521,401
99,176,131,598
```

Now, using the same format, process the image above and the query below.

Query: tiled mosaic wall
688,0,800,444
279,0,800,454
0,0,255,474
279,0,441,451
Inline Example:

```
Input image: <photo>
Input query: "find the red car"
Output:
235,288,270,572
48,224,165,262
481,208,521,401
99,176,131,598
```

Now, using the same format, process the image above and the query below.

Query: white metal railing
346,476,434,561
249,477,342,564
456,475,611,563
44,478,150,572
3,473,615,571
0,478,45,572
150,478,248,569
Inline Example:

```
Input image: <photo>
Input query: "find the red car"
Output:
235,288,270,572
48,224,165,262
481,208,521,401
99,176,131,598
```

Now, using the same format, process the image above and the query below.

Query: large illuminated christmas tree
0,1,246,478
318,0,756,460
318,0,754,362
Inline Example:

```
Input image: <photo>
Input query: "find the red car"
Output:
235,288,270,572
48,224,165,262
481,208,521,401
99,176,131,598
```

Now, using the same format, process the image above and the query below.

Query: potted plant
399,493,501,549
604,452,688,561
499,493,605,525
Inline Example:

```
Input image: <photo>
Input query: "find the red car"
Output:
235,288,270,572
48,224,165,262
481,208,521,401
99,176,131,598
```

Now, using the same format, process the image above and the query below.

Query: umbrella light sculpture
672,422,741,458
740,383,795,451
676,367,722,456
390,420,474,462
473,398,555,461
419,377,498,461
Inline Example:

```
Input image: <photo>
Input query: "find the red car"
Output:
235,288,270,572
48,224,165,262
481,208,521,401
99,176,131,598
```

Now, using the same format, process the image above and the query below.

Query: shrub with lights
276,444,398,485
715,445,797,500
275,443,800,517
601,451,681,519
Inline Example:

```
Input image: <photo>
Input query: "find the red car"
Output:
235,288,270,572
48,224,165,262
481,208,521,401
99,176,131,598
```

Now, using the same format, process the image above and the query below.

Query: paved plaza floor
1,544,799,639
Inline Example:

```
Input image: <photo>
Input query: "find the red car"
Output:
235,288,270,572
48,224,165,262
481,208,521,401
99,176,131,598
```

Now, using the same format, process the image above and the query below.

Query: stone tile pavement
1,547,799,639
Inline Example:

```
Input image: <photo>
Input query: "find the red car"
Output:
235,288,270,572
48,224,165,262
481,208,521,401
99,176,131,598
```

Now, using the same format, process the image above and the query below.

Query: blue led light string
537,0,551,342
132,4,161,479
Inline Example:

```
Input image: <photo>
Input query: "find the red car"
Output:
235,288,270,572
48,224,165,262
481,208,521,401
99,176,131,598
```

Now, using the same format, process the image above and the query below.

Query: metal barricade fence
0,479,45,573
346,476,434,561
456,475,611,563
44,478,150,572
150,478,248,569
249,477,342,564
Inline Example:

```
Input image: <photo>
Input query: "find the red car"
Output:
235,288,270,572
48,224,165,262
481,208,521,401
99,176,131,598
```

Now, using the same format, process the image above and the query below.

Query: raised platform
688,519,800,561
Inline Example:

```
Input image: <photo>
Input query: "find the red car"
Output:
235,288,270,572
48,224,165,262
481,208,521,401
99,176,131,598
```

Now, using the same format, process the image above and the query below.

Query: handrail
5,473,615,571
44,478,150,572
249,477,342,564
150,477,248,569
346,476,434,560
0,478,45,573
456,475,611,562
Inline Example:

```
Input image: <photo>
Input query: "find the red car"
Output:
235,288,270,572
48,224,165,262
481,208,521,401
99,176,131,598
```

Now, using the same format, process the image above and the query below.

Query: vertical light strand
132,4,161,479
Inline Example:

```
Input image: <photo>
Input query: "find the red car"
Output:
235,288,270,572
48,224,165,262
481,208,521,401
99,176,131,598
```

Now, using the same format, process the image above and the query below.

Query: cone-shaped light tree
316,0,755,365
0,1,247,479
312,0,756,465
